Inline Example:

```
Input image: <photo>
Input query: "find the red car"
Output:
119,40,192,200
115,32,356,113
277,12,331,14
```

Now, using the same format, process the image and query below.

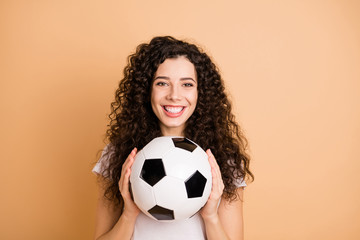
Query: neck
160,126,185,137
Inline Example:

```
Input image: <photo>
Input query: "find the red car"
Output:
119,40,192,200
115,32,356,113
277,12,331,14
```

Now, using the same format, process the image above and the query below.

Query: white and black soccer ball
130,136,212,221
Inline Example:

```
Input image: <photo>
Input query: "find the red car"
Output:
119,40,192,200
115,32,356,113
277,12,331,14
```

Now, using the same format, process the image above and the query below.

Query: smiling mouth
163,106,185,113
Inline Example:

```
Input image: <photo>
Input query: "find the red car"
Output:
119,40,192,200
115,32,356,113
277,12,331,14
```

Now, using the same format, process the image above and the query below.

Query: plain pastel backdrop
1,0,359,239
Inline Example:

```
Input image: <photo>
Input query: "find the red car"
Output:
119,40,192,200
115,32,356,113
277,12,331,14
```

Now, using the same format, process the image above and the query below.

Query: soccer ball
130,136,212,221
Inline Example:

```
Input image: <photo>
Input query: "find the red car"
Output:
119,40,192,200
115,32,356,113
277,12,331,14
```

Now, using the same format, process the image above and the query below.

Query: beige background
1,0,359,239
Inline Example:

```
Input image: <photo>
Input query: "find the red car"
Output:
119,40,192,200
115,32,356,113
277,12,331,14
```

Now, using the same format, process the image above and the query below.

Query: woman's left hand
199,149,225,221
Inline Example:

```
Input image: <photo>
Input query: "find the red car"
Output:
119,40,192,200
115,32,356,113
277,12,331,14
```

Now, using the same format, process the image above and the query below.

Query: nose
167,84,181,101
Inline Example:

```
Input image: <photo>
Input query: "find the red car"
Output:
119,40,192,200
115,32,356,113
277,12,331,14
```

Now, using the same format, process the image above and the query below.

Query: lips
162,105,186,117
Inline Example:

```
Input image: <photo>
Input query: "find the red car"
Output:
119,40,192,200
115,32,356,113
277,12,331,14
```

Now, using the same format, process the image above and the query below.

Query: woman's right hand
118,148,140,220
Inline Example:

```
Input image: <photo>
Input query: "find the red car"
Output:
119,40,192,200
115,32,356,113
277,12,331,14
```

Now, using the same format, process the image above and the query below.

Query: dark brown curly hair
98,36,254,210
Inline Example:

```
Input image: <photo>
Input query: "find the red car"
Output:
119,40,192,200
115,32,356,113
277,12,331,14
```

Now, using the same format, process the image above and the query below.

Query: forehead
155,56,196,78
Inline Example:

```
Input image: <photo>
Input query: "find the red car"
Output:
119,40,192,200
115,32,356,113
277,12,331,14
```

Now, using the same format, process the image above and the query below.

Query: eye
183,83,194,87
155,81,168,86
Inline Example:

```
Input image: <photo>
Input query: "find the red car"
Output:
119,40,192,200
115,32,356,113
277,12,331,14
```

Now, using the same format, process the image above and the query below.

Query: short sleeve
227,159,247,188
92,144,113,175
234,178,247,188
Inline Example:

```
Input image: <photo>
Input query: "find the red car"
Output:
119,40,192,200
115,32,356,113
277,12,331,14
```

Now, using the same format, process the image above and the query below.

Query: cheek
186,90,198,110
150,91,157,112
150,89,165,116
150,89,158,104
192,91,198,105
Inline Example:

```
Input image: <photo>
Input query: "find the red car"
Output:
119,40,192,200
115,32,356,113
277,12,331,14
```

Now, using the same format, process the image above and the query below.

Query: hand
199,149,225,221
118,148,141,220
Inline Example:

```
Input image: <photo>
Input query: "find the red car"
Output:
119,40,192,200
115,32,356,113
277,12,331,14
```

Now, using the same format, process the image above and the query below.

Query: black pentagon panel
148,205,175,220
185,170,207,198
140,159,166,186
172,137,197,152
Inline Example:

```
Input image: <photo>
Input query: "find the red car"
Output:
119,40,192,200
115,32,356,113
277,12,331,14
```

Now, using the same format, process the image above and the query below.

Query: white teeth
164,106,184,113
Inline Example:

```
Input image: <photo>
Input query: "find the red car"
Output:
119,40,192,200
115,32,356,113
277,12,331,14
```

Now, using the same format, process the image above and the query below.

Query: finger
130,147,138,157
206,149,216,169
209,149,221,173
207,149,222,181
120,167,132,190
211,168,218,188
122,154,134,174
209,150,223,182
124,148,137,166
206,149,224,194
206,150,219,184
122,148,138,172
207,149,218,169
121,168,132,197
210,168,224,201
119,176,124,193
128,148,137,169
119,148,137,189
119,167,127,188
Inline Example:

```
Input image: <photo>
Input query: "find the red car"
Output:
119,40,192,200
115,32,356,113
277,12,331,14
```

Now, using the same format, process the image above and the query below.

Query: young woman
93,36,253,240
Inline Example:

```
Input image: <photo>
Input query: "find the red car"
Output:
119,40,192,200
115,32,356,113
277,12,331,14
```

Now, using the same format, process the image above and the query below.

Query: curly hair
98,36,254,210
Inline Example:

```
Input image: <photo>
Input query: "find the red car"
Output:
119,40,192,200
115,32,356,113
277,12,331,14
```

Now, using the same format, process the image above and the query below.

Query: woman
93,36,254,240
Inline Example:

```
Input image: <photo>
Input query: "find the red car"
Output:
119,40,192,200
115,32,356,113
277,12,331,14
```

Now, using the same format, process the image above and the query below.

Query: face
151,56,198,136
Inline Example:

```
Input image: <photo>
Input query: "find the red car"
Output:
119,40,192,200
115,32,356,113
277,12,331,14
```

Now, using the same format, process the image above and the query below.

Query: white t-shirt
92,145,246,240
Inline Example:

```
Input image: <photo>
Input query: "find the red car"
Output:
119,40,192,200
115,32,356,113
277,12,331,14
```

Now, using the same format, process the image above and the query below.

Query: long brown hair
99,36,254,210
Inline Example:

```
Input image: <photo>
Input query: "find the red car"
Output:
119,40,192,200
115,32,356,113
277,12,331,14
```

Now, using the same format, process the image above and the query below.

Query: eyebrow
154,76,197,82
